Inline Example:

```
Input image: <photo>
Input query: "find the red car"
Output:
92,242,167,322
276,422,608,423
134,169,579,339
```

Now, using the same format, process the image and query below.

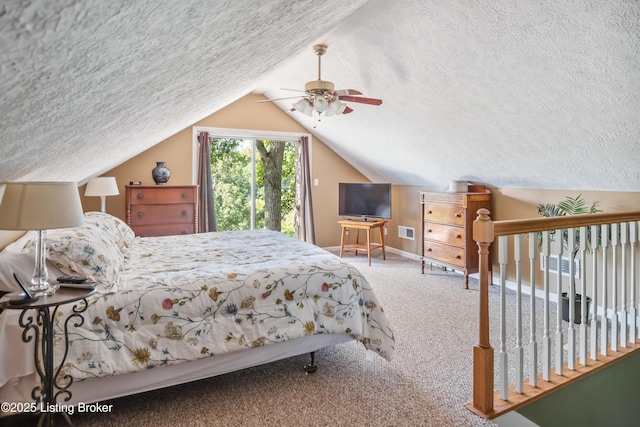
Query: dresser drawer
423,223,465,246
423,204,465,225
423,240,465,268
133,223,196,237
130,204,195,226
129,187,196,205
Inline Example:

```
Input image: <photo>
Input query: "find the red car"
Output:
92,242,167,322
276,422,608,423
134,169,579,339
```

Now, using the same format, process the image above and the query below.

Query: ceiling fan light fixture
293,98,314,116
325,99,343,117
313,95,329,113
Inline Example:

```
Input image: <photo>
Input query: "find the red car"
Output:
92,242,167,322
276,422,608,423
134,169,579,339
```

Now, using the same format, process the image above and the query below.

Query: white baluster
620,223,628,348
611,223,619,352
601,224,609,357
498,235,509,400
514,234,524,392
630,222,638,343
567,228,576,370
590,225,599,360
541,231,552,381
553,229,564,375
528,232,538,387
579,226,587,365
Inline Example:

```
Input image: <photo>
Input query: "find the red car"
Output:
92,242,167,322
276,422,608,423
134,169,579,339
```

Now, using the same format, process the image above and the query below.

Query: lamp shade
0,182,85,230
84,177,120,197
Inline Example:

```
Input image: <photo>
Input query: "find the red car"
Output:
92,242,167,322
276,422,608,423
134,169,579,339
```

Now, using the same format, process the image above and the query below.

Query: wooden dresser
420,188,492,288
126,185,199,237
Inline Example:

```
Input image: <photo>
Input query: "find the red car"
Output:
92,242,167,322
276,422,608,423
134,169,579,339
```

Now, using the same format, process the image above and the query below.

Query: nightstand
0,287,96,426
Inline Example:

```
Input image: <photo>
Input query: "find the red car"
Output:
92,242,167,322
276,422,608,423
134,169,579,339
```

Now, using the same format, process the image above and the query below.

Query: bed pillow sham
21,223,124,288
0,232,65,293
84,211,135,253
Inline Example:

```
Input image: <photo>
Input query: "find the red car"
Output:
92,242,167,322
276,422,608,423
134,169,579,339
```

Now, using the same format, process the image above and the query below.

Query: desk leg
366,228,372,265
379,225,386,260
355,229,360,256
340,226,346,258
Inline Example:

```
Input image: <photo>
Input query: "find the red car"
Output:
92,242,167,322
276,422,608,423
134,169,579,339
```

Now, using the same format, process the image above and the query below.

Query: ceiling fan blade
342,106,354,114
338,95,383,106
256,96,306,103
333,89,362,96
281,88,308,93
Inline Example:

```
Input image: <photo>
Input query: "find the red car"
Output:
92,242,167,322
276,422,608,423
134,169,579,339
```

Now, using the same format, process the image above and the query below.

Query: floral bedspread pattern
55,230,394,380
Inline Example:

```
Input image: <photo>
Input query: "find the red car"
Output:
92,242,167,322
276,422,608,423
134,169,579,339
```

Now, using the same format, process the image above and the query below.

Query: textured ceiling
1,0,639,191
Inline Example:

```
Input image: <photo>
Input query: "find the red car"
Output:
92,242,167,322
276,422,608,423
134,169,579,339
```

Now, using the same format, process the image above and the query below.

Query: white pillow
20,224,124,289
0,232,65,294
84,211,136,253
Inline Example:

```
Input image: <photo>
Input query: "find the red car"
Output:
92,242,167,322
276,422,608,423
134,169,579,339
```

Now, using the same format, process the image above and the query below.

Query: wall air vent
398,225,415,240
540,254,581,279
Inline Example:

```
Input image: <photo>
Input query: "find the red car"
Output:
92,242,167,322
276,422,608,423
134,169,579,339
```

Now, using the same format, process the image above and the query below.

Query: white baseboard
322,245,422,262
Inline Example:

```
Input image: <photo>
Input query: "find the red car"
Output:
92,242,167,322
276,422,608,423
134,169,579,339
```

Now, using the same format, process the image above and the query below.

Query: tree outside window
210,138,295,236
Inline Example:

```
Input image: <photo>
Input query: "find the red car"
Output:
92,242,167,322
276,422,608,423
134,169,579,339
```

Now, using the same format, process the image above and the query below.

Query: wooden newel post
472,208,495,414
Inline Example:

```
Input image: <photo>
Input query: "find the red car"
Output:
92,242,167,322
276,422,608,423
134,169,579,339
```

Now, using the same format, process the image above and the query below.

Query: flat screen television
338,183,391,220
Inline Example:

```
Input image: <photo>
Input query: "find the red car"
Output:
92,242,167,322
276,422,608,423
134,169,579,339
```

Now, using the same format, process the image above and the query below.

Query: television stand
338,220,387,266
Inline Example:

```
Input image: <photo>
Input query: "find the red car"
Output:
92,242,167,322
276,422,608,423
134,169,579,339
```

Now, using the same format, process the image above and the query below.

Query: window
192,128,310,237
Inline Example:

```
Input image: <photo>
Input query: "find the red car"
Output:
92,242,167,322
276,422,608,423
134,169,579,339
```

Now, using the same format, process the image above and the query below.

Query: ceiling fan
259,44,382,117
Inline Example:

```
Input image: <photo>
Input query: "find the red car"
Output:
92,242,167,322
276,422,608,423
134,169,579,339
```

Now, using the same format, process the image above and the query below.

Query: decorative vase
152,162,171,185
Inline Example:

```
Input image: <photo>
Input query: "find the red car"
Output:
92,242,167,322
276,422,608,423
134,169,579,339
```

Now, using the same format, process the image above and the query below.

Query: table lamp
0,182,85,296
84,177,119,213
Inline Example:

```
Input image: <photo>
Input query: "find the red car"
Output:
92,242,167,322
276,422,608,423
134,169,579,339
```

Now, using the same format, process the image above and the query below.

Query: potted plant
537,194,600,323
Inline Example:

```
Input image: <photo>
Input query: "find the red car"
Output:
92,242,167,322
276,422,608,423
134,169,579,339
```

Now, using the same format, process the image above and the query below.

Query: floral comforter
55,230,394,380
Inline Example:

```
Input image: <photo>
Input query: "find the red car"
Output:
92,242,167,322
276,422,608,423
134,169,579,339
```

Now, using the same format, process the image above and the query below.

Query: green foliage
537,194,601,218
210,138,296,236
536,194,602,254
210,138,251,231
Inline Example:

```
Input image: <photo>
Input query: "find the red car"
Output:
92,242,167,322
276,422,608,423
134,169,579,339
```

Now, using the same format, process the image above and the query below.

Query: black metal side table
0,287,96,427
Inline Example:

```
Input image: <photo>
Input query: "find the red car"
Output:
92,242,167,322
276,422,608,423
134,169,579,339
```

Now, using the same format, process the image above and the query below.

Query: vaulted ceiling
2,0,639,191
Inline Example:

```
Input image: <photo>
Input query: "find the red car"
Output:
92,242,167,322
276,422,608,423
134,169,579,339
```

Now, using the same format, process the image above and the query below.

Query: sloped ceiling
1,0,639,191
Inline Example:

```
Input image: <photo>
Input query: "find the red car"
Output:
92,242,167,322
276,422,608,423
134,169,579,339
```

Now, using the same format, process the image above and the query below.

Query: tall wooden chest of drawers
420,189,492,288
126,185,199,237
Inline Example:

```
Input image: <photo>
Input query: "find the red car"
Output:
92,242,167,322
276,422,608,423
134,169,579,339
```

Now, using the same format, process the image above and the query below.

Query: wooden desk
338,220,387,266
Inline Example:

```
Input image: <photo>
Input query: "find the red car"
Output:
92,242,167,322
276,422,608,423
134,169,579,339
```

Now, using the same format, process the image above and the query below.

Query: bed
0,212,394,410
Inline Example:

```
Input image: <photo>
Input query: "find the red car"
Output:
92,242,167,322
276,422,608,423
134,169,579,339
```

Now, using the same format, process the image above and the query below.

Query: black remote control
57,275,87,284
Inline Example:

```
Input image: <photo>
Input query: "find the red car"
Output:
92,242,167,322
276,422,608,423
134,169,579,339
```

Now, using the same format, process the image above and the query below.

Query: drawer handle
181,210,188,216
427,210,432,214
455,255,462,259
137,193,144,200
455,234,462,239
137,212,144,218
455,213,462,218
427,229,432,233
182,193,188,199
426,248,432,252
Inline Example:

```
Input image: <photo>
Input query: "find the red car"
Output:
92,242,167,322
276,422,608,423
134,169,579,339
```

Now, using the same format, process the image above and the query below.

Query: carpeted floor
8,250,531,427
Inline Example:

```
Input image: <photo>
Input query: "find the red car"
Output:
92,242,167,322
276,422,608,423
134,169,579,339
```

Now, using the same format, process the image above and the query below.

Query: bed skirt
0,333,353,412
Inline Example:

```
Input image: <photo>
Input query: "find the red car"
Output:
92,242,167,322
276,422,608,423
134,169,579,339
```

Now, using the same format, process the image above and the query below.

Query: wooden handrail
472,209,494,413
469,208,640,417
493,211,640,236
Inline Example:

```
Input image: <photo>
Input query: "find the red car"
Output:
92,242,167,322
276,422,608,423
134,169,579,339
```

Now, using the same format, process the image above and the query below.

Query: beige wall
88,93,368,248
85,93,640,253
387,185,640,255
